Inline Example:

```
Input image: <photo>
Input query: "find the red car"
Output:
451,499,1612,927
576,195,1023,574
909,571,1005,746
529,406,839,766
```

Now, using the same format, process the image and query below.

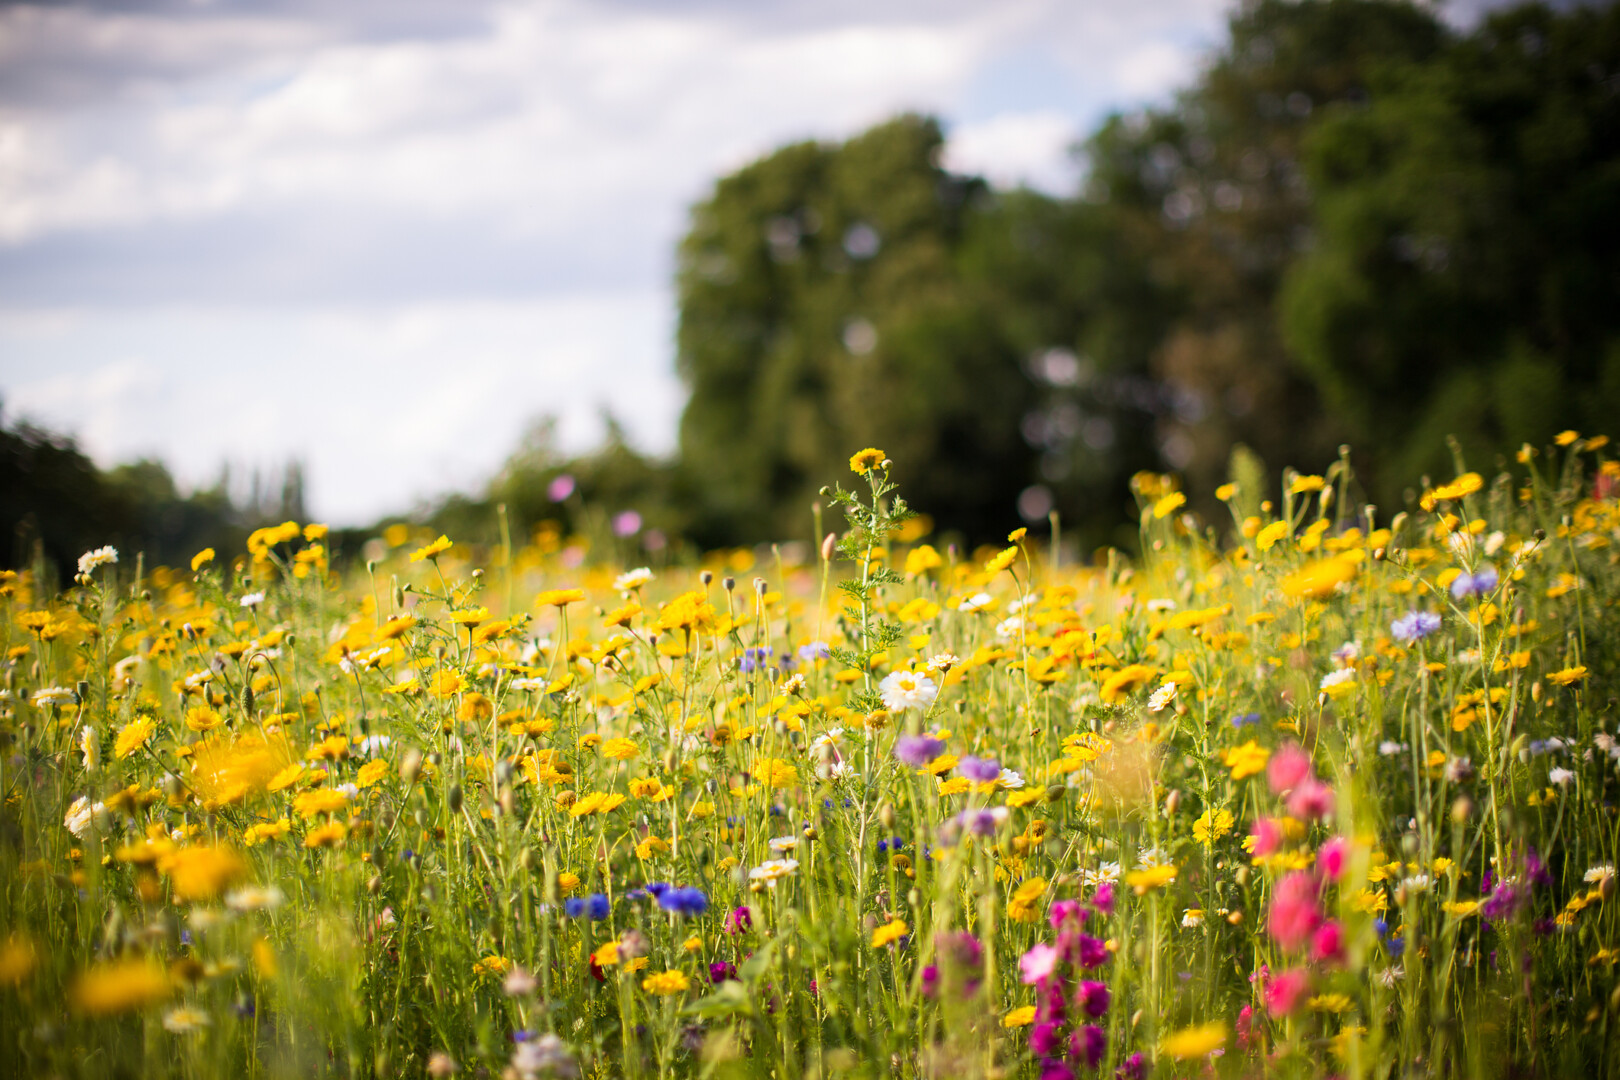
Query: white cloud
945,110,1078,194
0,0,1259,522
0,294,676,524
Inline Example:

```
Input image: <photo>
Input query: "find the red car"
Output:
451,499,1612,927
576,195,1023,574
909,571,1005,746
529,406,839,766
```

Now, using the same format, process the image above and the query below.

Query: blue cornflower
739,646,773,674
1450,565,1499,599
1231,712,1260,729
957,756,1001,783
1391,610,1442,644
580,893,610,920
646,882,672,898
565,898,586,918
658,886,709,917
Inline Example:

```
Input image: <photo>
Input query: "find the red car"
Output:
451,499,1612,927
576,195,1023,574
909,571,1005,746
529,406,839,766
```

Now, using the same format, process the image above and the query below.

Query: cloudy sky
0,0,1494,524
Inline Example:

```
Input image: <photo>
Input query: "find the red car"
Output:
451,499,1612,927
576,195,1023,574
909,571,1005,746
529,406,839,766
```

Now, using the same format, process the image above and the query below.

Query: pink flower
1267,871,1323,951
1317,836,1349,881
1287,778,1335,820
1029,1020,1064,1058
1019,943,1060,985
1264,967,1312,1016
1236,1004,1255,1050
1311,920,1346,966
1090,882,1116,917
1268,742,1313,795
1250,817,1284,857
1049,899,1086,929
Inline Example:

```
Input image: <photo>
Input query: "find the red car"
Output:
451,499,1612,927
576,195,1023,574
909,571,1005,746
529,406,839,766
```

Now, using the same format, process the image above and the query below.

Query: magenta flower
1076,980,1110,1018
1071,1024,1106,1068
1286,777,1334,820
1310,920,1346,966
1267,871,1323,951
725,906,752,934
1020,943,1060,984
1264,967,1311,1016
1267,742,1313,795
1317,835,1349,880
1029,1020,1064,1057
1090,882,1116,917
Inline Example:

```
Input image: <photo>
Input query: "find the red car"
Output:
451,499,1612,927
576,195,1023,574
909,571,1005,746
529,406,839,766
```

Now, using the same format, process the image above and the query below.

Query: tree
1279,1,1620,489
674,115,1044,547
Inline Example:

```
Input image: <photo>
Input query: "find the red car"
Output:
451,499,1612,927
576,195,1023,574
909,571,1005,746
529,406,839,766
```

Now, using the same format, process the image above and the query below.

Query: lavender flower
1391,610,1443,644
957,756,1001,783
894,734,946,766
1450,565,1499,599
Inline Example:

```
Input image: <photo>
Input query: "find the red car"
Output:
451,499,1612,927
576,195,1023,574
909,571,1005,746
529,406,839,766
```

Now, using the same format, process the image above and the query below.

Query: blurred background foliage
7,0,1620,573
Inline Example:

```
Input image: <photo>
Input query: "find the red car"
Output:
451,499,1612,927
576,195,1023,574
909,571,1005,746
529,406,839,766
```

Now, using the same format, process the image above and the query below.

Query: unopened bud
1451,797,1473,824
879,803,895,830
722,576,736,592
700,570,713,586
447,785,463,813
400,749,423,784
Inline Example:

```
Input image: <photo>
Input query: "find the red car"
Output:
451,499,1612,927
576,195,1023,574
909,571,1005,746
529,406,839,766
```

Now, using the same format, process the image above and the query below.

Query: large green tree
1280,1,1620,488
674,116,1043,547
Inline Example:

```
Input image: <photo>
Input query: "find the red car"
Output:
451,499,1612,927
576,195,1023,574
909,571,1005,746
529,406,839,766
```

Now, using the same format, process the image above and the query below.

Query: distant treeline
0,412,309,584
9,0,1620,573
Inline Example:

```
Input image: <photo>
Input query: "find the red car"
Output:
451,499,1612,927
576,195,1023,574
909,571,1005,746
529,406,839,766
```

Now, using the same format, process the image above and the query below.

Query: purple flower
1029,1021,1065,1058
708,960,736,983
739,646,774,674
798,641,831,662
1039,1062,1076,1080
958,756,1002,783
1076,980,1110,1018
920,964,940,998
1071,1025,1106,1069
547,474,575,502
1049,900,1087,929
1231,712,1260,728
725,906,752,934
943,806,1009,840
1450,565,1499,599
1480,881,1525,922
894,734,946,766
1391,610,1443,644
612,510,642,537
1116,1052,1146,1080
1090,883,1116,918
658,886,708,917
1077,935,1109,970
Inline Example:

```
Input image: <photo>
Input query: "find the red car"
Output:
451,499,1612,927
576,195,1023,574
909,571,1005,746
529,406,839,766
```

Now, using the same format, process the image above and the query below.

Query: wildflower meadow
3,432,1619,1079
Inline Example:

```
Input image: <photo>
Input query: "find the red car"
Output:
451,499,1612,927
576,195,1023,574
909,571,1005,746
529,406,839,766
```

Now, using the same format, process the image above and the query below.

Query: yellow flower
1098,664,1157,703
1289,475,1326,495
304,822,347,848
849,448,886,474
984,546,1019,575
642,969,690,995
536,588,586,608
683,935,704,953
1161,1021,1227,1060
190,548,215,571
243,819,291,847
755,757,798,788
185,706,221,733
1215,483,1237,501
1223,740,1270,779
267,763,304,792
1002,1005,1037,1028
473,955,512,978
1153,491,1186,519
635,835,671,859
1192,808,1234,845
293,788,349,819
0,935,39,986
601,737,639,761
592,941,621,966
905,544,943,578
158,845,247,902
356,759,390,789
114,718,156,760
1549,666,1589,686
1255,521,1290,551
71,959,172,1015
871,918,909,947
1280,557,1356,600
1007,877,1048,923
1125,864,1177,895
557,872,581,894
1555,430,1579,447
409,535,452,562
